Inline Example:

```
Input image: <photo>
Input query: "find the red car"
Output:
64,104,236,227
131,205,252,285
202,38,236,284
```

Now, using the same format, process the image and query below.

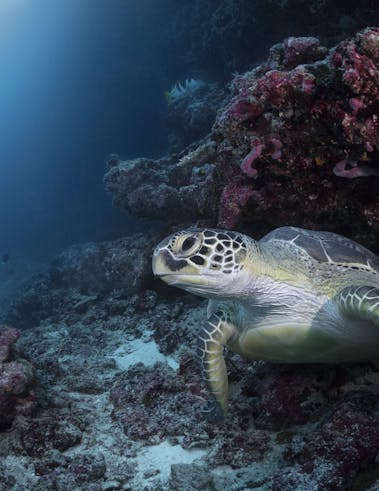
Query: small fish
2,253,9,264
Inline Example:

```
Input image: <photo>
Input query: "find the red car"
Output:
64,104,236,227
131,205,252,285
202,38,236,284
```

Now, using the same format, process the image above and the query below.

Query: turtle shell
260,226,379,272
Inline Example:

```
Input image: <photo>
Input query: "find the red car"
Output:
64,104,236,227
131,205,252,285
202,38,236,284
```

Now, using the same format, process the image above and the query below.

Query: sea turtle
152,227,379,421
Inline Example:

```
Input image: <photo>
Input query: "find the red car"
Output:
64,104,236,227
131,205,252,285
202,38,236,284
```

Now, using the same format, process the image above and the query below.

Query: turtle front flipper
336,286,379,327
198,310,237,422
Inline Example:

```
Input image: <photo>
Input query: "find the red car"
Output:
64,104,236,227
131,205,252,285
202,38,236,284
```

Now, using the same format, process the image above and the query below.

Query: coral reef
214,28,379,247
2,27,379,491
105,28,379,251
0,327,35,430
109,356,207,444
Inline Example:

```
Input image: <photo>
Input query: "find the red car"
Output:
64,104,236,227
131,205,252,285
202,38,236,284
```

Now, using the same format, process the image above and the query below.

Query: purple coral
333,159,379,178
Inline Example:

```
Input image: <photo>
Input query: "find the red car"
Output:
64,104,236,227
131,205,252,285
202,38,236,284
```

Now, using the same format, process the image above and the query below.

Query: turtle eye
174,233,202,257
182,236,196,251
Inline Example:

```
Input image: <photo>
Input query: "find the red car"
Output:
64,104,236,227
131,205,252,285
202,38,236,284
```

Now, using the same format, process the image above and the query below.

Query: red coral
253,365,333,428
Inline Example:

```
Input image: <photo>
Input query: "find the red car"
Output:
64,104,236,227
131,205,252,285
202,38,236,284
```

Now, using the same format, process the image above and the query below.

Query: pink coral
241,144,264,177
240,138,283,178
333,159,379,178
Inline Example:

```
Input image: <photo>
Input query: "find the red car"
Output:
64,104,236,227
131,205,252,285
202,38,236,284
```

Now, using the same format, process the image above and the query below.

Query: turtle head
152,228,252,298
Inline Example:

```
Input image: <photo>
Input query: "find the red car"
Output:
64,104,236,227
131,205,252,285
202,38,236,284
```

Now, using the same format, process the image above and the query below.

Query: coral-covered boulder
252,364,334,429
49,233,157,295
20,411,84,457
104,144,219,223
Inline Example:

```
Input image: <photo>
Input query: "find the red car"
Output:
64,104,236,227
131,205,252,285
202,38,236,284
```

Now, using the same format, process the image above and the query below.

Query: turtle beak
152,248,167,277
152,246,209,292
152,247,191,277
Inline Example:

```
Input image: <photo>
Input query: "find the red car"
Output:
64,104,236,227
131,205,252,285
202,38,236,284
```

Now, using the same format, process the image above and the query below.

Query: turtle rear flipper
198,310,237,422
336,286,379,327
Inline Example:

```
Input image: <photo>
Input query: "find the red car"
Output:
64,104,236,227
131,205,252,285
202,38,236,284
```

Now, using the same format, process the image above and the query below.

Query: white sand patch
133,439,206,484
112,339,179,371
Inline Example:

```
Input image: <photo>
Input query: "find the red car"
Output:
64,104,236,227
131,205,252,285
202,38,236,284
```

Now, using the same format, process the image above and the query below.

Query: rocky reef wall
105,28,379,252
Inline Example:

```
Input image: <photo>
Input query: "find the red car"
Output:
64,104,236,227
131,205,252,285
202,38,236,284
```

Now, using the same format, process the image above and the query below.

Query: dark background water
0,0,170,274
0,0,377,284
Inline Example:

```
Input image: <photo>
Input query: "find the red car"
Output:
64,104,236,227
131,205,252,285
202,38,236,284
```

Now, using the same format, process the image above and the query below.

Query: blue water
0,0,168,273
